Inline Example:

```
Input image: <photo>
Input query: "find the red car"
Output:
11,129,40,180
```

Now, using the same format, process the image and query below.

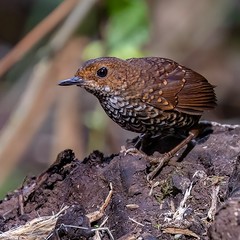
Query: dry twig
0,0,79,77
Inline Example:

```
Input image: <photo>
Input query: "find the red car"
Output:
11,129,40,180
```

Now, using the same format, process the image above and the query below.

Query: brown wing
175,68,217,115
127,57,216,115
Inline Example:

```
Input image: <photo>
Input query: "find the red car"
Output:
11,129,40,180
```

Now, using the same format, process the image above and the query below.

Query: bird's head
59,57,138,97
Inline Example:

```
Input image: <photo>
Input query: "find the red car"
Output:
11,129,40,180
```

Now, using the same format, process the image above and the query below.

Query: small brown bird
59,57,216,179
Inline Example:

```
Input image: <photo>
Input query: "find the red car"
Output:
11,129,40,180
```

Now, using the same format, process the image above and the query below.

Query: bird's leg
122,133,150,155
132,133,147,150
147,129,199,181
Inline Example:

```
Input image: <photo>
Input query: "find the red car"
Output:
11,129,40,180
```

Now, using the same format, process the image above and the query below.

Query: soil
0,122,240,240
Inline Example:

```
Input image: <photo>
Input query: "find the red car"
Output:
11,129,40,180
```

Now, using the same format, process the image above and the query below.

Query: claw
120,146,148,157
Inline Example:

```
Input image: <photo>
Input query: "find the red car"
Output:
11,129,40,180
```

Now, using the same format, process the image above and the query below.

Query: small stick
207,185,220,220
87,183,113,223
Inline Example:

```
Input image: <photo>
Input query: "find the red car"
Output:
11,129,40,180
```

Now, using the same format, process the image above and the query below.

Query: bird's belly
100,98,197,135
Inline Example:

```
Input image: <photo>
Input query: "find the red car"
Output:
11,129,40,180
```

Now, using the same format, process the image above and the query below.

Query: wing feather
128,58,217,115
175,69,216,114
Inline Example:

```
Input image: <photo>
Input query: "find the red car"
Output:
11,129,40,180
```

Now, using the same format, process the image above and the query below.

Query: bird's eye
96,67,108,78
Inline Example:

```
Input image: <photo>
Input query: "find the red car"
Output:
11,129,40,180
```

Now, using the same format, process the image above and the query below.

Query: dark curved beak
58,76,84,86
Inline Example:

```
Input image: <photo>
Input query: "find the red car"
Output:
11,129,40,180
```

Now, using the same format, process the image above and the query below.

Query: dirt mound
0,122,240,239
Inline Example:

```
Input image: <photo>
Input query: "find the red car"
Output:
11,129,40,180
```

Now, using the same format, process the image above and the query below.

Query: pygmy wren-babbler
59,57,217,179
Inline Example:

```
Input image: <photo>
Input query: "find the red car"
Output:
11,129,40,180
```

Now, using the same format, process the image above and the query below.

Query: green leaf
105,0,149,53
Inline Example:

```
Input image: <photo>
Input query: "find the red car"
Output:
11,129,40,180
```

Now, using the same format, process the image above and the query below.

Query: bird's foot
121,146,174,182
147,130,199,181
147,153,173,182
120,145,148,158
121,129,198,183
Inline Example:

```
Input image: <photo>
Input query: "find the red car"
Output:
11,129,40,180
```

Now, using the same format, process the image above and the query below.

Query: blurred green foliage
0,170,26,199
106,0,149,57
83,0,149,59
